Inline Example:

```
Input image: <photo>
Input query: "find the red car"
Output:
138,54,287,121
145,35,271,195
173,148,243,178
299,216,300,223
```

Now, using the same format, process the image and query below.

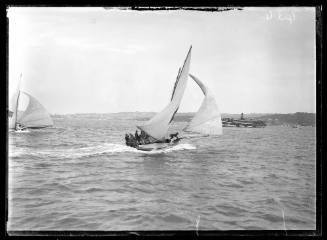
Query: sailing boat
184,74,222,135
16,91,54,129
8,76,53,131
125,46,192,151
8,74,22,130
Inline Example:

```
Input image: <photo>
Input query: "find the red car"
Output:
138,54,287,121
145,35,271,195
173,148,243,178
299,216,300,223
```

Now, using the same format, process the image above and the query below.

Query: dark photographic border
2,3,324,238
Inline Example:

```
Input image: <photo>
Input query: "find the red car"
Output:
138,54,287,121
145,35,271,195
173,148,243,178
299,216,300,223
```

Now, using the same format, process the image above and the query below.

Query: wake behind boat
125,46,192,151
135,141,180,152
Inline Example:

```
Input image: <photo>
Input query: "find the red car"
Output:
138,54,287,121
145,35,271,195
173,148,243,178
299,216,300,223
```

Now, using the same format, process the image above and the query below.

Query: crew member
135,130,141,143
169,132,179,143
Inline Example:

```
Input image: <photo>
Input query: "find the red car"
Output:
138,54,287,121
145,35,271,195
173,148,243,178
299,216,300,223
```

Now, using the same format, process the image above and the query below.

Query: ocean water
7,113,316,231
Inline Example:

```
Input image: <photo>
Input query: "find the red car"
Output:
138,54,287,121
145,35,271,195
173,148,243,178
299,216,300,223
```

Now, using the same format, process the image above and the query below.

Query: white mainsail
17,91,53,128
184,74,222,135
8,75,22,129
137,46,192,140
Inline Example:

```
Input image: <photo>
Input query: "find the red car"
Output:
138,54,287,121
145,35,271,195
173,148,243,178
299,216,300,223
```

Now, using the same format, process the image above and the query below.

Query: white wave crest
8,143,196,159
139,143,196,154
8,146,28,158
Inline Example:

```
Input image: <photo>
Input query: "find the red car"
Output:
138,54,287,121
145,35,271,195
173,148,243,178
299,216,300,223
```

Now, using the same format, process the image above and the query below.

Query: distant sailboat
184,74,222,135
16,91,54,129
125,46,192,151
8,75,53,131
8,74,22,130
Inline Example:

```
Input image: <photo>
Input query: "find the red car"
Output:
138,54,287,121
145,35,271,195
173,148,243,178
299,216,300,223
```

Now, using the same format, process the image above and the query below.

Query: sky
7,7,316,114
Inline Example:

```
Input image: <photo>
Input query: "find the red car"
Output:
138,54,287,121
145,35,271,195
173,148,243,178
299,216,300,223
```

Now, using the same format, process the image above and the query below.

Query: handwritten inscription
266,10,296,24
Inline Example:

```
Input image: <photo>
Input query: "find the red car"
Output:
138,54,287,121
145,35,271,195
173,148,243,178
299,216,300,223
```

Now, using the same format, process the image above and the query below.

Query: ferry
222,113,266,128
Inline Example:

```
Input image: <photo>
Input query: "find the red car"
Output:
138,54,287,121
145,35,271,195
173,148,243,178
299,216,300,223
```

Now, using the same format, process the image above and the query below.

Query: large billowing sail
17,92,53,128
184,74,222,135
137,46,192,140
8,75,22,129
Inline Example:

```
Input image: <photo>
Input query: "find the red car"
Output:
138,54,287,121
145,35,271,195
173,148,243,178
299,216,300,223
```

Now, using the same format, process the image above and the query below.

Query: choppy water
7,114,316,231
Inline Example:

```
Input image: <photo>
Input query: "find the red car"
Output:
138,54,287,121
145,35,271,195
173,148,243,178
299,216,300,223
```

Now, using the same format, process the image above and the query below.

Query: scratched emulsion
7,113,316,230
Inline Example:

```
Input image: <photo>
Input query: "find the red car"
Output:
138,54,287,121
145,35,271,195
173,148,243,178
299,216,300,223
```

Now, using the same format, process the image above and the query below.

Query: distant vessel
8,75,53,131
125,46,192,151
8,74,22,130
184,74,222,135
222,113,266,128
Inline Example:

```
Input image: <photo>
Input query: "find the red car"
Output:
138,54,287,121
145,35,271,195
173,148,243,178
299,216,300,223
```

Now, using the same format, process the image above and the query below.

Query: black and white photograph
6,6,319,234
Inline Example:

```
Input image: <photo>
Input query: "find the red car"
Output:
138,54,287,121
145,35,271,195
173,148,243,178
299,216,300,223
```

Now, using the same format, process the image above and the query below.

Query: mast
14,73,23,129
170,67,181,101
14,91,20,129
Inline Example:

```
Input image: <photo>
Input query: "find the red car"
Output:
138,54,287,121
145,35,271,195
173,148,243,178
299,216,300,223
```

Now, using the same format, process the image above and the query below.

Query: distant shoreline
51,111,316,116
51,112,316,127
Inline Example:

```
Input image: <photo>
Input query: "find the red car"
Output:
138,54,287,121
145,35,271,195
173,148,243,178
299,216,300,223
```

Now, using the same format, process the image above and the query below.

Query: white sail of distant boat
137,46,192,140
16,91,53,128
184,74,222,135
8,74,53,130
8,74,22,129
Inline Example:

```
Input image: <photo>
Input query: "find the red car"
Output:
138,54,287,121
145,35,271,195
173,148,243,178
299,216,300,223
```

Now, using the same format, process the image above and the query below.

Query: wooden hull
26,126,51,129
